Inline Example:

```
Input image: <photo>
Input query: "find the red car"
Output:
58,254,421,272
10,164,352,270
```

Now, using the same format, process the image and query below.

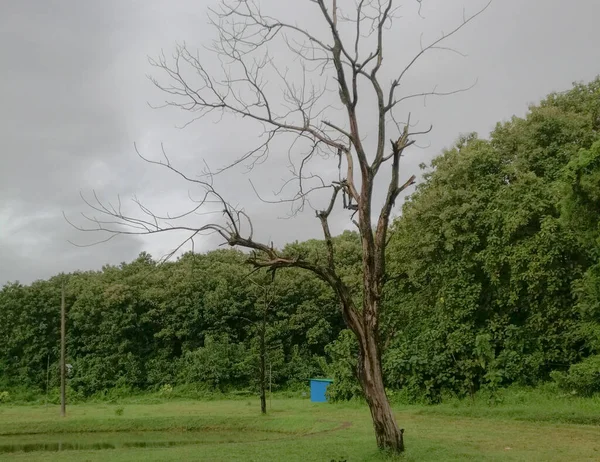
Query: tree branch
385,0,492,111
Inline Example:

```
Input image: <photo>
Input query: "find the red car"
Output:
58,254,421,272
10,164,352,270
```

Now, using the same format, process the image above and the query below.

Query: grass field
1,392,600,461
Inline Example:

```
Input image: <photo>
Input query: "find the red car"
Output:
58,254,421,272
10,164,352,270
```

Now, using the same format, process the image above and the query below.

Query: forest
1,78,599,403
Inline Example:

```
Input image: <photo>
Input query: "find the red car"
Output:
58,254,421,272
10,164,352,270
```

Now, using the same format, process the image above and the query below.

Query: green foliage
323,330,362,402
0,244,351,395
1,78,600,402
552,354,600,396
178,334,249,391
158,384,173,396
382,77,600,401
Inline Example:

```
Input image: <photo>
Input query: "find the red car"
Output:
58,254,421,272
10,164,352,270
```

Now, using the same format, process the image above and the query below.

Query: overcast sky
1,0,598,285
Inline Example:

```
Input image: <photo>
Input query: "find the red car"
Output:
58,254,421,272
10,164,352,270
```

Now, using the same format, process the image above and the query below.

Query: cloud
1,0,599,284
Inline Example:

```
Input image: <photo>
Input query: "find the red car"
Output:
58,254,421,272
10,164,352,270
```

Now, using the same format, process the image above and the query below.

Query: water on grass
0,439,225,453
0,442,117,453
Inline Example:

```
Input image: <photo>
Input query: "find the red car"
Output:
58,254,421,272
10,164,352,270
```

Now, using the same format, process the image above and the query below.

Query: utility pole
269,362,272,411
45,354,50,407
259,302,267,415
60,281,66,417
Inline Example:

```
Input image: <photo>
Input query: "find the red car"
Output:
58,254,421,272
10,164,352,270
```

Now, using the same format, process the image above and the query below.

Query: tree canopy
1,78,599,401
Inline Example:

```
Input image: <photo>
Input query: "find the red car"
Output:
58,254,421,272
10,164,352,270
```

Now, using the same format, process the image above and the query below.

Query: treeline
1,78,599,401
0,246,349,396
383,77,600,400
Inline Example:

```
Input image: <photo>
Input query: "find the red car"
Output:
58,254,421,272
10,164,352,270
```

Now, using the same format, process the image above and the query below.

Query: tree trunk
356,332,404,453
259,316,267,415
60,283,66,418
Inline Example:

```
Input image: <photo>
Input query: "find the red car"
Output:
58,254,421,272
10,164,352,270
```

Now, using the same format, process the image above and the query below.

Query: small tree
60,281,66,417
70,0,490,452
246,278,274,415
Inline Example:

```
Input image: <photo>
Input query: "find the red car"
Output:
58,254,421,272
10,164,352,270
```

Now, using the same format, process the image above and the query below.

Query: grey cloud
1,0,599,284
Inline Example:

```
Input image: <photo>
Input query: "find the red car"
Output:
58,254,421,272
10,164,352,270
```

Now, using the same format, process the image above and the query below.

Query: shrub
323,330,362,402
177,334,249,391
552,354,600,396
158,384,173,396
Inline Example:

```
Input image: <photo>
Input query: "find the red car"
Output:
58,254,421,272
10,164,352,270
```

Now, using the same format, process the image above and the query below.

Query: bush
169,383,216,400
158,384,173,397
0,391,9,403
280,345,323,387
46,385,85,405
177,334,250,391
552,355,600,396
323,330,363,402
1,386,44,404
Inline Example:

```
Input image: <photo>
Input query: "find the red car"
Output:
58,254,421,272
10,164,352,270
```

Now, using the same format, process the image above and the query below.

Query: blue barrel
309,378,334,402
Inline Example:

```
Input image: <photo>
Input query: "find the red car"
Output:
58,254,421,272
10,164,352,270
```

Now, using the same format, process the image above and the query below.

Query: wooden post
259,311,267,414
60,282,66,417
45,354,50,407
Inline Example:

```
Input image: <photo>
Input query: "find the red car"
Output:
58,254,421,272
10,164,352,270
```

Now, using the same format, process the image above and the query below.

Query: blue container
309,378,334,402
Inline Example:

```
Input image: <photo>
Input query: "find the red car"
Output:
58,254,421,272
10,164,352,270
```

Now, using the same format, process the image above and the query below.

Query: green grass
1,392,599,461
414,388,600,425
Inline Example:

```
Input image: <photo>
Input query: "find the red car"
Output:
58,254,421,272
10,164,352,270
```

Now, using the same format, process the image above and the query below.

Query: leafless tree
69,0,491,452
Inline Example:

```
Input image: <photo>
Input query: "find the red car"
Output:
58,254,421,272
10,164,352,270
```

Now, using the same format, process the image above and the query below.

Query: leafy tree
178,334,249,391
383,78,600,400
324,330,363,402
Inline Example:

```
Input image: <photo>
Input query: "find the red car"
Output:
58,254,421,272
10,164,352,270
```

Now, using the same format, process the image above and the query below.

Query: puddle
0,442,116,453
0,440,210,453
123,441,198,448
0,427,307,453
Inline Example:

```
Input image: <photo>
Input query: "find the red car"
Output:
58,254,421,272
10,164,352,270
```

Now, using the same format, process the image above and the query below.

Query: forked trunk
356,333,404,453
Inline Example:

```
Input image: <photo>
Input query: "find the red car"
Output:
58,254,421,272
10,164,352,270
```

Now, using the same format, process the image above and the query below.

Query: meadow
1,389,600,461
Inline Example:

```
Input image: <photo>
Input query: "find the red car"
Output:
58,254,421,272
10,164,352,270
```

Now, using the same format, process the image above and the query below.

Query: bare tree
69,0,491,452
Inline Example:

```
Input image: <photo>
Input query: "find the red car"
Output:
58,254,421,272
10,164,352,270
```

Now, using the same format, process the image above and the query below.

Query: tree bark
356,325,404,452
259,314,267,415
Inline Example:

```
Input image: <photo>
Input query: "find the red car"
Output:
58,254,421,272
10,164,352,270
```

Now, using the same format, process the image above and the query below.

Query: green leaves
178,334,249,391
1,78,599,400
323,330,362,402
551,354,600,396
382,77,600,400
0,247,344,395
